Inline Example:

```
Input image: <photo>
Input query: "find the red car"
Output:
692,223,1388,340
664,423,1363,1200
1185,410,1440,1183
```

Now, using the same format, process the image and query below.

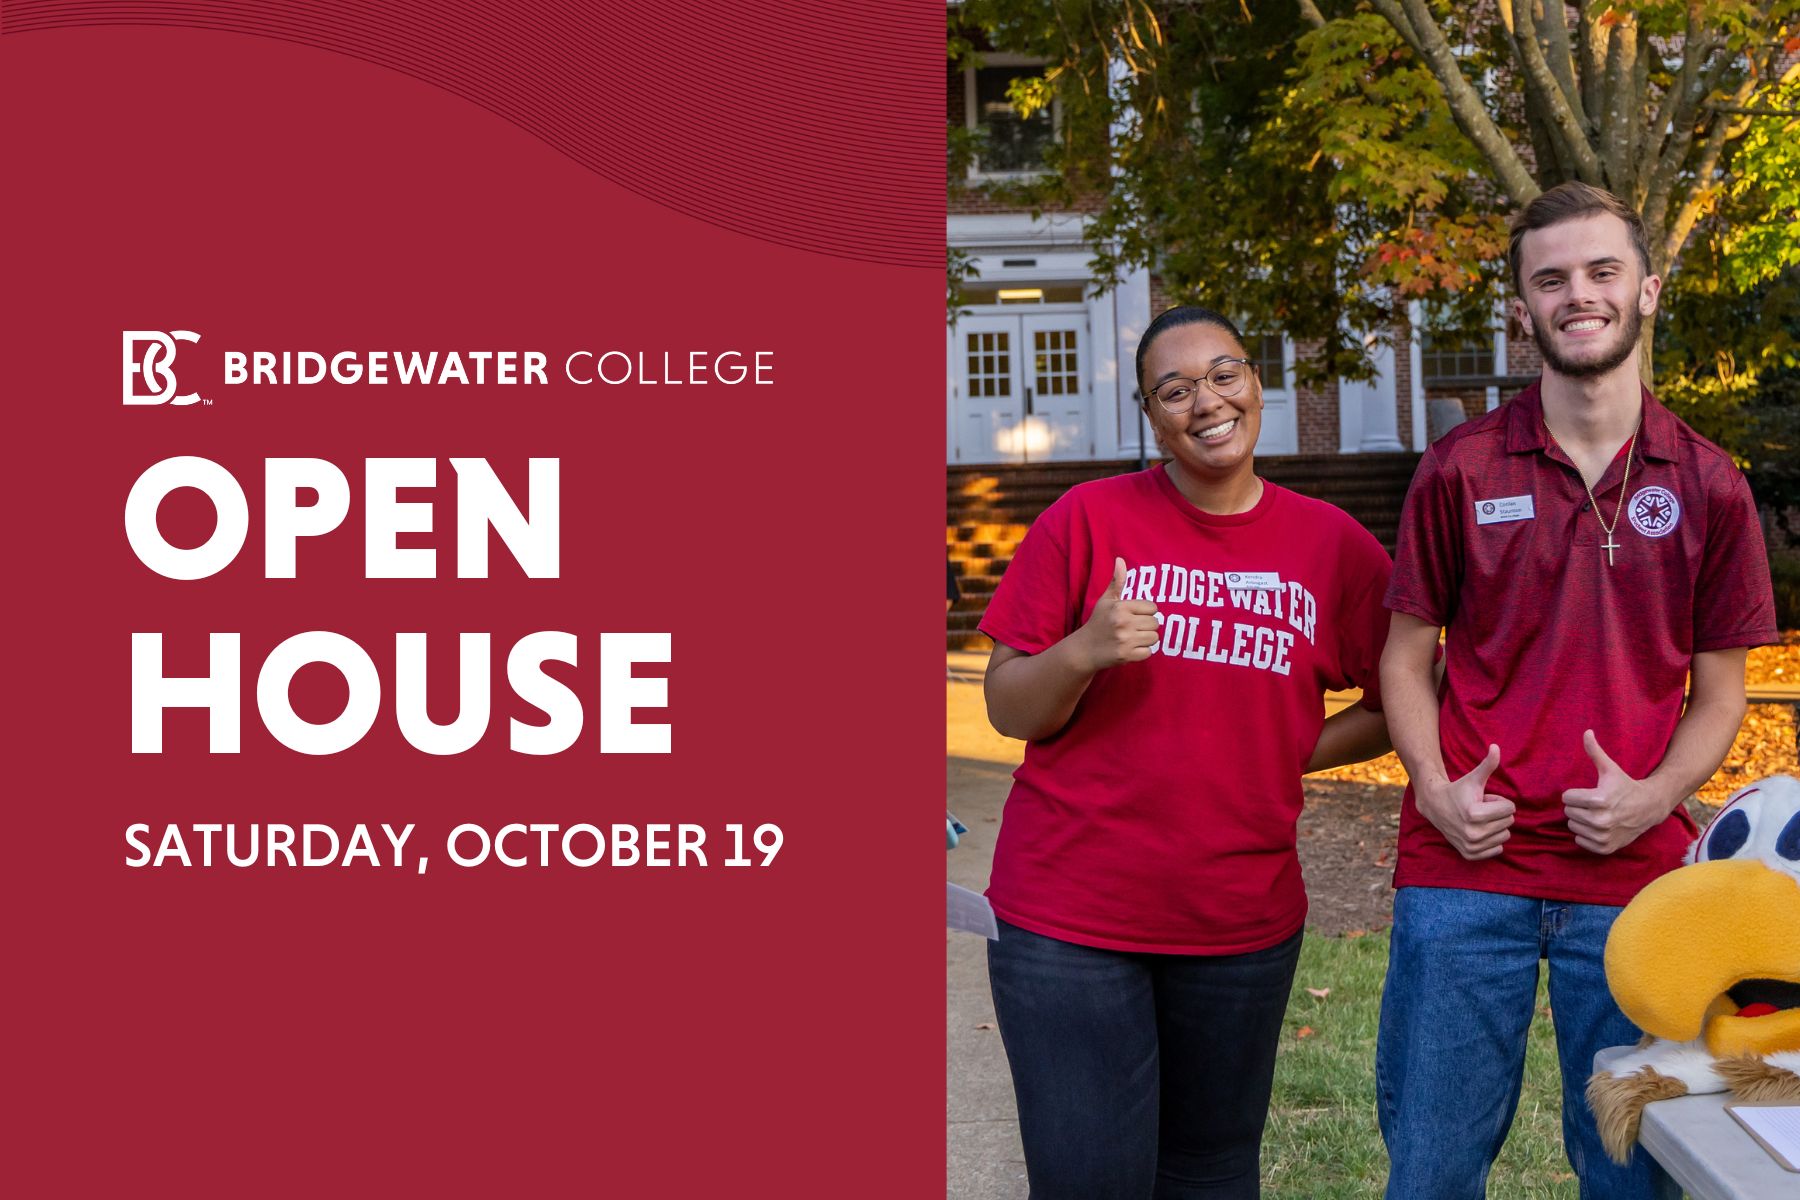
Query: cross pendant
1601,534,1619,565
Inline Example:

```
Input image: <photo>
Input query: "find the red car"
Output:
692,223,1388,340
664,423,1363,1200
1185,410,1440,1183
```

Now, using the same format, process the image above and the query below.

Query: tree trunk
1640,214,1669,392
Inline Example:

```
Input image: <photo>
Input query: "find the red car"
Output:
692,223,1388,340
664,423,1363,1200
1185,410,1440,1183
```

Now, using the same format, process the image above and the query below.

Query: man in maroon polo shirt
1375,182,1777,1200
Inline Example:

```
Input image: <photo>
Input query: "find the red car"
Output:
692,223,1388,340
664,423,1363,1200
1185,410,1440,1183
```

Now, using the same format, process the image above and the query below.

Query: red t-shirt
979,468,1393,954
1385,384,1778,904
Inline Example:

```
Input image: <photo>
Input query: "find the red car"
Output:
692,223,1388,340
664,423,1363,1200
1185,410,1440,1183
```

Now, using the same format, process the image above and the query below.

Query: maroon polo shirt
1386,382,1776,904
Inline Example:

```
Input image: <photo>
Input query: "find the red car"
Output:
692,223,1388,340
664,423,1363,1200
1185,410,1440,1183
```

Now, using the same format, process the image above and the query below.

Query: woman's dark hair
1134,305,1244,402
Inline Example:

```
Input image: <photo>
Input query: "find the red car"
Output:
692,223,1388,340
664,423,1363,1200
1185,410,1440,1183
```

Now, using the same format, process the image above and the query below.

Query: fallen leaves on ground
1753,636,1800,684
1295,1026,1316,1040
1305,987,1331,999
1313,639,1800,807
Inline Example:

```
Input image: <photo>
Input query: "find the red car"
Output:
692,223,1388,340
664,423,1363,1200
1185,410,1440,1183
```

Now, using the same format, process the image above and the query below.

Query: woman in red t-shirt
978,306,1395,1197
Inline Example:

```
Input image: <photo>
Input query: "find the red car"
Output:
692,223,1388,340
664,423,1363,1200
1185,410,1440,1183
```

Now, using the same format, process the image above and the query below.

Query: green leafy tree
952,0,1800,410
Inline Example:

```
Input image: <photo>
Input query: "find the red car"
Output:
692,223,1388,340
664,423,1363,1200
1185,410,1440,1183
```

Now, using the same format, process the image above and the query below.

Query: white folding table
1594,1046,1800,1198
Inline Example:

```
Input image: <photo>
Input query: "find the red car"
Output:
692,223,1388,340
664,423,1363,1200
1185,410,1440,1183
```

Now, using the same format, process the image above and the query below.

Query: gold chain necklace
1544,417,1639,567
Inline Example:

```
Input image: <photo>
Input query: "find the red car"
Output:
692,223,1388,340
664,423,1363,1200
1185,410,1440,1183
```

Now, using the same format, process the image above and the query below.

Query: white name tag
1224,571,1282,590
1475,495,1535,525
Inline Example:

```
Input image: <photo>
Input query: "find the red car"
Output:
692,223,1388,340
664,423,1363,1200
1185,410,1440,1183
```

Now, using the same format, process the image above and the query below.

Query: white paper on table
1727,1104,1800,1172
947,882,999,940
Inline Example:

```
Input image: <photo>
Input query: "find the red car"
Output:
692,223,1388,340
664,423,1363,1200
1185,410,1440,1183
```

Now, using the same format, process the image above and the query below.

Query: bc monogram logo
123,330,205,405
1628,485,1680,538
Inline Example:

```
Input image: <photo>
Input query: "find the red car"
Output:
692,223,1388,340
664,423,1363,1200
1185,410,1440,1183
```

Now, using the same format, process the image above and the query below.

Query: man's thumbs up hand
1562,730,1662,855
1416,744,1516,860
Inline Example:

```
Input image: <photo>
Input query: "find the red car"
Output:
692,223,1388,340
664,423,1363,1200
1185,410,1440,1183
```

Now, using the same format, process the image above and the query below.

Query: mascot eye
1705,809,1751,860
1778,811,1800,862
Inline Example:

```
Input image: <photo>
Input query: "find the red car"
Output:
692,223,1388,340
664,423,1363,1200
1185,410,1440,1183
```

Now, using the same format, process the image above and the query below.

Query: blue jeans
987,919,1302,1199
1375,887,1679,1200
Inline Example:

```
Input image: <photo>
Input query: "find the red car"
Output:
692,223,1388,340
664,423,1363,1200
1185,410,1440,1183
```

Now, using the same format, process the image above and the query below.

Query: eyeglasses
1148,359,1257,413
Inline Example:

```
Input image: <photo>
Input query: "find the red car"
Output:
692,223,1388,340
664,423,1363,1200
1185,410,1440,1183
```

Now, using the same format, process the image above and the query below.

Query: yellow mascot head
1605,776,1800,1059
1587,775,1800,1162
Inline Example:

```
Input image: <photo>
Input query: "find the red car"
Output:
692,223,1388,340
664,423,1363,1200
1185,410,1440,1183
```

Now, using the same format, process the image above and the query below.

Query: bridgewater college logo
123,330,206,405
1628,485,1680,538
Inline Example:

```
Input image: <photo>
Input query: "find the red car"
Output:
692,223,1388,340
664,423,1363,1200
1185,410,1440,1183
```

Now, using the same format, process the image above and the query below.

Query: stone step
946,523,1031,544
948,629,995,652
948,480,1417,513
948,499,1410,524
947,453,1421,487
944,455,1420,650
946,544,1015,563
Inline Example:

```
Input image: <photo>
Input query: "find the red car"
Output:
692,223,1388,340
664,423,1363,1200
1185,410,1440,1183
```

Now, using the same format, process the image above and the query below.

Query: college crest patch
1628,486,1680,538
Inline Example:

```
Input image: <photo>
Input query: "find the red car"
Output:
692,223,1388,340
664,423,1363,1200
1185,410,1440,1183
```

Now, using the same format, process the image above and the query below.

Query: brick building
945,28,1551,649
946,39,1545,469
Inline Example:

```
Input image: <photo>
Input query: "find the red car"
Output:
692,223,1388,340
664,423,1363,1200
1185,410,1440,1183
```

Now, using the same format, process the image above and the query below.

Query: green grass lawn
1265,930,1579,1200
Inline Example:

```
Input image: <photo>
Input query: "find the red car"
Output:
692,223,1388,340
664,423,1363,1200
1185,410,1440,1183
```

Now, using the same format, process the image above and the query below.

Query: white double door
953,312,1092,463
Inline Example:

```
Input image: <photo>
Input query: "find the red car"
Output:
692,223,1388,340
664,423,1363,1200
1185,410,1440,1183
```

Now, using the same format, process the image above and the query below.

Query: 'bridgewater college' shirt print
1119,558,1319,677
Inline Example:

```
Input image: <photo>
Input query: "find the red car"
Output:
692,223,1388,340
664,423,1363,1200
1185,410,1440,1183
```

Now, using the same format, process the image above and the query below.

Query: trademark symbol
202,398,213,406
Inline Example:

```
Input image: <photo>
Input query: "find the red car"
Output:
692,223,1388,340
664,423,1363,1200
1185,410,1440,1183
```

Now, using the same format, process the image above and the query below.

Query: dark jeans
1376,888,1679,1200
987,919,1303,1200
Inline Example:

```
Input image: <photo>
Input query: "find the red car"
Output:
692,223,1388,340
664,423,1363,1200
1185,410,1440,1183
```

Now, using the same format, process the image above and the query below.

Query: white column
1487,299,1507,412
1358,333,1404,452
1339,369,1365,452
1408,302,1427,451
1107,54,1150,463
1112,266,1151,459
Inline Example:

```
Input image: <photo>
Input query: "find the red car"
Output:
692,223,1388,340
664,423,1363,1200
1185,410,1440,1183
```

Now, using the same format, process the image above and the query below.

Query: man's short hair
1508,182,1653,293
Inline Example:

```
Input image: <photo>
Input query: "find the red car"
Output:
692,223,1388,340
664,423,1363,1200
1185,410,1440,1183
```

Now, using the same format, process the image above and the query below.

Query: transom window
963,283,1085,305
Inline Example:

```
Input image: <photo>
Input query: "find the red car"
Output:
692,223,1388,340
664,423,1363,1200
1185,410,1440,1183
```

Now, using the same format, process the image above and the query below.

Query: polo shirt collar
1502,379,1679,463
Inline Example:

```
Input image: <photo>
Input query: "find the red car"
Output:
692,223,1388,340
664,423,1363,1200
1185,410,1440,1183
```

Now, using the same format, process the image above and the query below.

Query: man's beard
1531,304,1643,378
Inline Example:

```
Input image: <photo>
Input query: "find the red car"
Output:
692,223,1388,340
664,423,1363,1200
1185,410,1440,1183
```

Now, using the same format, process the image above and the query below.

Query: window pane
1246,334,1285,390
968,332,1013,399
1033,328,1080,396
974,67,1053,173
1422,332,1492,383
